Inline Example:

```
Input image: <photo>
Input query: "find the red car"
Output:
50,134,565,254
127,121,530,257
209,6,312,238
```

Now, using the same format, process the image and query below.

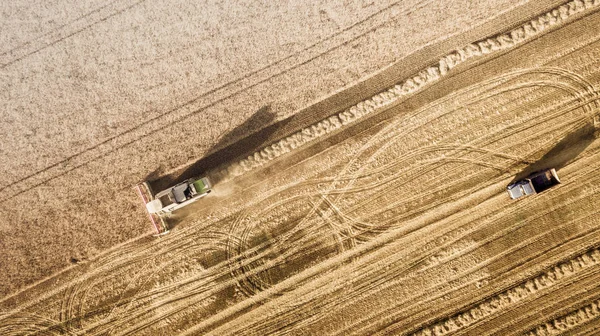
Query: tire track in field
45,63,600,334
200,118,600,336
344,67,596,175
259,179,600,336
230,67,589,244
0,234,169,322
187,158,599,336
210,73,600,334
9,135,412,332
348,156,600,335
85,231,336,335
95,47,600,336
329,57,600,209
62,205,342,334
214,192,599,336
94,177,434,334
319,70,597,237
59,231,229,332
224,112,577,305
226,198,354,294
23,207,244,325
210,66,596,318
49,50,596,334
226,194,353,297
57,233,231,334
340,110,591,234
237,153,600,336
54,229,225,327
0,313,75,336
233,61,598,202
325,69,595,208
100,233,230,336
346,76,593,189
236,72,554,195
330,126,600,335
344,98,593,230
305,216,600,336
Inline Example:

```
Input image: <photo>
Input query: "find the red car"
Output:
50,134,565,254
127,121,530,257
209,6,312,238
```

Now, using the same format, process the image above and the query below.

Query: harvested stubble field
2,0,600,335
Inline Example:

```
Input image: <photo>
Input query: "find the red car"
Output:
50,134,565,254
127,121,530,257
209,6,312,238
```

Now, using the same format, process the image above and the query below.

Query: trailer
136,177,212,235
507,168,560,200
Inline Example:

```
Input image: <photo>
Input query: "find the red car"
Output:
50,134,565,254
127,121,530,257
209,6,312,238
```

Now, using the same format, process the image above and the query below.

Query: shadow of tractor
509,123,597,184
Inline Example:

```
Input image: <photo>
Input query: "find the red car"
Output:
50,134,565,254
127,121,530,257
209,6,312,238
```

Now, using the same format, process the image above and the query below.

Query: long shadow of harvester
151,105,290,192
509,123,597,185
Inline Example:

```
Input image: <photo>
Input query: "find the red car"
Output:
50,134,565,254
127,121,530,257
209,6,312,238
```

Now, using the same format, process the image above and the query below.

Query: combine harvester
136,177,212,235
